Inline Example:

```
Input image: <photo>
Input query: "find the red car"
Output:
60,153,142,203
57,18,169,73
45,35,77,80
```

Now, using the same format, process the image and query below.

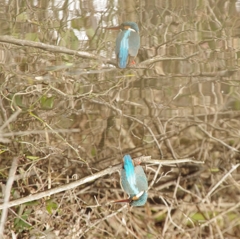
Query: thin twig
200,201,240,228
1,128,80,137
87,99,163,157
202,164,240,203
197,125,239,152
146,158,204,165
139,52,199,67
148,164,162,190
0,108,22,143
0,157,19,237
79,205,128,237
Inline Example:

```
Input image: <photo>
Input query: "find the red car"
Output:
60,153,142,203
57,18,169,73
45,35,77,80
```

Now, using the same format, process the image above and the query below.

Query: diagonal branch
0,156,203,210
0,157,19,237
0,35,112,64
0,164,122,210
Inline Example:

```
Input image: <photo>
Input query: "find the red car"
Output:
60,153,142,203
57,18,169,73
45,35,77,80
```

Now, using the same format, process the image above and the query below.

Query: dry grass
1,1,240,238
1,68,240,238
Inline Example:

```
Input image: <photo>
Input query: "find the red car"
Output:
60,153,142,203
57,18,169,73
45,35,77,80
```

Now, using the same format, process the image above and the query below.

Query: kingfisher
106,22,140,68
116,154,148,207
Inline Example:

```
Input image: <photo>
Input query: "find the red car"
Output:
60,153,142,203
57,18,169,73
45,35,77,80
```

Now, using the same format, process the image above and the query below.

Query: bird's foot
129,60,136,66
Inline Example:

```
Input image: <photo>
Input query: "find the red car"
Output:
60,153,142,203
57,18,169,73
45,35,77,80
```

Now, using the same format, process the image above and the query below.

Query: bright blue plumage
117,31,131,68
120,155,148,206
115,22,140,68
122,155,139,195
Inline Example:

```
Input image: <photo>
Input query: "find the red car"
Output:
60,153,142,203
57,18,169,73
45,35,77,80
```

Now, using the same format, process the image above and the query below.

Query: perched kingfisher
117,155,148,207
106,22,140,68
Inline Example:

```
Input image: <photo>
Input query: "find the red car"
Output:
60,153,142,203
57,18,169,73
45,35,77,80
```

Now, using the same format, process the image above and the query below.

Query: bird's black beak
113,198,131,204
104,25,121,30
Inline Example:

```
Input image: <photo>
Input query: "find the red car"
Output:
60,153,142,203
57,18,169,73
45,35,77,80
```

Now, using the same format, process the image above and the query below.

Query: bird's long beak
104,26,121,30
113,191,146,204
113,198,131,204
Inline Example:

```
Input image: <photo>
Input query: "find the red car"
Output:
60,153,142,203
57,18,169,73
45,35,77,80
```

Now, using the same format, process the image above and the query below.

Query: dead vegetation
1,1,240,238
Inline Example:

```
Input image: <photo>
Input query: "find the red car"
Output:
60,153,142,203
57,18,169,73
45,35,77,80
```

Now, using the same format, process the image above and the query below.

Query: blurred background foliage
1,0,240,238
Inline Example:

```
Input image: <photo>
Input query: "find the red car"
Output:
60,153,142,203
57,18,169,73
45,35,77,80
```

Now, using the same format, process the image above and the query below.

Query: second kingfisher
120,155,148,206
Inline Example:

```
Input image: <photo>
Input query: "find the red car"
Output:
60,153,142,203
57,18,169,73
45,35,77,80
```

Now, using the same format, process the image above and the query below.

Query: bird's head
120,22,139,33
105,21,139,33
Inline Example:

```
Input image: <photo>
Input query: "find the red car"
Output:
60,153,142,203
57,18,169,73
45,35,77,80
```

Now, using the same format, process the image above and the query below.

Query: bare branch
0,164,122,210
0,156,203,210
0,36,111,64
0,157,19,237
